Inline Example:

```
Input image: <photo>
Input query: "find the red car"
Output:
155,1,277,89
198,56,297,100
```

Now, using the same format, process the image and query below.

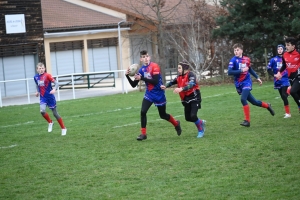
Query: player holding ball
125,50,181,141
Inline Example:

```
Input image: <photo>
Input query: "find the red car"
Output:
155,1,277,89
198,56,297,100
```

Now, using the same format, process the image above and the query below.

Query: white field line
0,144,17,149
1,121,34,128
0,85,271,129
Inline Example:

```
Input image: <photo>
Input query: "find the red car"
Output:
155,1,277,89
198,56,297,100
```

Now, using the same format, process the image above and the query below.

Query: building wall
44,31,131,76
0,0,44,63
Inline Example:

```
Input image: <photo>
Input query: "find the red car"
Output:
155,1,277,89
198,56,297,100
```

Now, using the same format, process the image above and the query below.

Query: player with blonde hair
34,63,67,136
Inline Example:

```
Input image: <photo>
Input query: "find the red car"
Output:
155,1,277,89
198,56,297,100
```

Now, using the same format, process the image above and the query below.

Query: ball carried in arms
128,64,139,76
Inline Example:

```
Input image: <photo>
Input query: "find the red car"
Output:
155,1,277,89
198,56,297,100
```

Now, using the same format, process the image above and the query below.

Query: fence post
87,74,90,89
0,83,2,108
72,74,75,99
26,79,30,104
57,76,61,101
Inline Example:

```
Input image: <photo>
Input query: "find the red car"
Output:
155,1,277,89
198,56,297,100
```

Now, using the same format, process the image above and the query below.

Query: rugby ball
128,64,139,76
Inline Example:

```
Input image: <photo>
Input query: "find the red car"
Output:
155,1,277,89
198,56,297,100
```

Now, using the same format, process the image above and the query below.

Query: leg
40,104,52,123
247,92,275,116
157,105,181,136
40,104,54,132
140,98,152,129
240,89,251,126
279,87,290,117
290,77,300,111
137,98,152,140
183,102,193,122
188,101,206,138
51,108,66,131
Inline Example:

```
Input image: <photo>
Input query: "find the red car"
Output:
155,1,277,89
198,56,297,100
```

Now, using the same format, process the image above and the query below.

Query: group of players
34,36,300,139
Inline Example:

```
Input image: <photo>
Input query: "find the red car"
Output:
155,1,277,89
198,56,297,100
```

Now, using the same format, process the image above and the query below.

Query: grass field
0,81,299,199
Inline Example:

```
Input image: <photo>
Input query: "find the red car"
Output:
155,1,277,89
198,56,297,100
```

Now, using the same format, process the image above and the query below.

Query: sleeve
182,72,197,91
141,74,159,85
166,76,178,88
47,73,56,82
227,58,242,75
267,59,274,76
126,74,139,88
248,67,259,79
140,63,159,85
33,76,39,92
279,56,287,73
53,79,59,90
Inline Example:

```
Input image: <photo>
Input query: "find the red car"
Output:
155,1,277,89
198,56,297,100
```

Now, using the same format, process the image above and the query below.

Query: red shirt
282,50,300,77
177,71,199,100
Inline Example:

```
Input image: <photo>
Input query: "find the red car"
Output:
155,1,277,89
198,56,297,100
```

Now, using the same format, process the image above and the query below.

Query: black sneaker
137,134,147,141
240,120,250,127
267,103,275,116
175,120,182,136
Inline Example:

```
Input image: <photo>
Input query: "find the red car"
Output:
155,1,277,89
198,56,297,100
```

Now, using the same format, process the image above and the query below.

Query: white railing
0,70,128,108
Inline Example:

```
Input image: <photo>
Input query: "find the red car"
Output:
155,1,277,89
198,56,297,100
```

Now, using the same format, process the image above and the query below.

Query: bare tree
122,0,183,83
165,0,230,81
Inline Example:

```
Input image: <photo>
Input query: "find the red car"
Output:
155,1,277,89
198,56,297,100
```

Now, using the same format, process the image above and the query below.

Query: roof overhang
44,27,131,38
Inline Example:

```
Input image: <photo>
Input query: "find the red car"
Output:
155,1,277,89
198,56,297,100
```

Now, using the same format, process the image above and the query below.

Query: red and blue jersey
228,55,258,89
267,56,289,89
138,62,166,105
34,73,55,97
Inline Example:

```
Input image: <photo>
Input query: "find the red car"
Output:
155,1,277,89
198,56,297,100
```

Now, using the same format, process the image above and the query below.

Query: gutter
44,27,131,38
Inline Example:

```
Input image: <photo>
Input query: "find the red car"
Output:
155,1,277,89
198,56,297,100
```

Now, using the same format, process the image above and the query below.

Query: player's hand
274,72,282,80
287,86,291,95
50,89,56,94
257,78,262,86
242,67,249,72
173,87,183,94
134,73,142,80
35,92,39,97
160,85,166,90
125,67,130,75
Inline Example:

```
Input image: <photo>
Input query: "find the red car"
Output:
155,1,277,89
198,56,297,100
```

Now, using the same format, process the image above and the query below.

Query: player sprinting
228,43,275,127
34,62,67,136
267,44,291,118
161,61,206,138
275,36,300,114
125,50,181,141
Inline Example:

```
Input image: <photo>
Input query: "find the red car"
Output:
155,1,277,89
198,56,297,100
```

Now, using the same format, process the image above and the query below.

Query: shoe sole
240,124,250,127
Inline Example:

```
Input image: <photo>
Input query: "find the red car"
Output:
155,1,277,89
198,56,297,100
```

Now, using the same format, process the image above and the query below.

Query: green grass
0,81,299,199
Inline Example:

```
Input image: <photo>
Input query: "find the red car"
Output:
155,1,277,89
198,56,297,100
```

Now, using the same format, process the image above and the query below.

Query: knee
140,109,147,117
190,114,198,122
40,109,46,115
159,113,169,120
185,116,191,122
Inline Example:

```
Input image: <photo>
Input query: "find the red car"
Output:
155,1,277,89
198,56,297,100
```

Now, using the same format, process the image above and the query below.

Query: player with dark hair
125,50,181,141
267,44,291,118
161,61,206,138
275,36,300,113
228,43,275,127
34,63,67,136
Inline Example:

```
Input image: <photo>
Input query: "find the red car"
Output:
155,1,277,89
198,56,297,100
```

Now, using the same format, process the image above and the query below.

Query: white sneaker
284,113,291,118
61,128,67,136
48,122,53,132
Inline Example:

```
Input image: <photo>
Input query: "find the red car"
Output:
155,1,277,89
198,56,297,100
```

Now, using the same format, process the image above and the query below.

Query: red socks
168,115,178,126
243,105,250,122
261,102,269,108
42,113,52,123
141,128,146,135
284,105,290,114
57,118,66,129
